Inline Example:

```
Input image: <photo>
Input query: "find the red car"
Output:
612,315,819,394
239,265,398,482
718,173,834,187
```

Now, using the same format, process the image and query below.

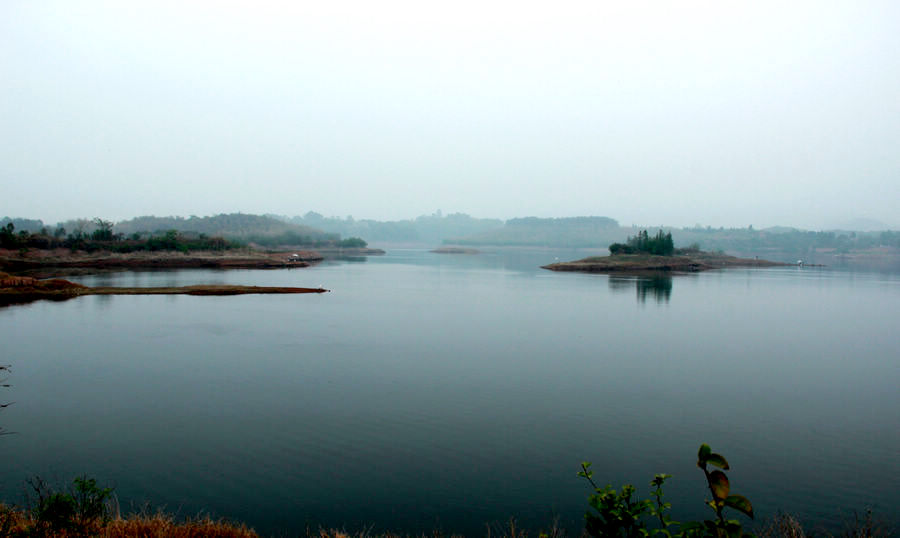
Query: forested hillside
111,213,341,246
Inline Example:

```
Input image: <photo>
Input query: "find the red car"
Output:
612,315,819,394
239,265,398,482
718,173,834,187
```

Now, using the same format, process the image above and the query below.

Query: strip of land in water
542,251,792,274
0,247,385,277
0,272,327,307
0,248,329,278
430,246,481,254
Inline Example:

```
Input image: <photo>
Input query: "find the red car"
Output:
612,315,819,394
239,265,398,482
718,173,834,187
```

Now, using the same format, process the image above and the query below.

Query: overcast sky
2,1,898,229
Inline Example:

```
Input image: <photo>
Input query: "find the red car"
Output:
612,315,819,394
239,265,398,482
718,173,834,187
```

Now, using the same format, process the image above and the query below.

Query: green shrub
579,444,754,537
27,475,114,535
339,237,368,248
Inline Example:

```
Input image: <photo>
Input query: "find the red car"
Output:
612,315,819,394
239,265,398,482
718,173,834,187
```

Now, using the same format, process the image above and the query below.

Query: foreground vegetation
0,448,889,538
579,444,755,538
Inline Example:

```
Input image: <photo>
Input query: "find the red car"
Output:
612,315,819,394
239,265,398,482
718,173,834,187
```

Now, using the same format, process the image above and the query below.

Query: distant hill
277,211,504,245
673,225,900,259
449,216,621,247
831,217,892,232
114,213,337,243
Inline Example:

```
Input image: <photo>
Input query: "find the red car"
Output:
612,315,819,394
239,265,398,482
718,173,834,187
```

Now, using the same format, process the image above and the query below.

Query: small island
430,246,481,254
542,230,790,273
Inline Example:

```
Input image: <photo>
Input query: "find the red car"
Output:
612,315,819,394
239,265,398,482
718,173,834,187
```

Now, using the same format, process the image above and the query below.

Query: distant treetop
609,230,674,256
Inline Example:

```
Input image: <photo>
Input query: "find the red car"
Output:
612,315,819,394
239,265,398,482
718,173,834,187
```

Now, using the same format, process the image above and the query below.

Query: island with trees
542,230,790,273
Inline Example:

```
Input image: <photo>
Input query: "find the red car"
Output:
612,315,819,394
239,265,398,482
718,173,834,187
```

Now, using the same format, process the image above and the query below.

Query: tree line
1,219,368,253
609,230,675,256
1,220,234,253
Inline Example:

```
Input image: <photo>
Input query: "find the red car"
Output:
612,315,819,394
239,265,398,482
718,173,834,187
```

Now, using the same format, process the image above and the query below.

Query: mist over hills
272,211,504,245
3,213,898,260
113,214,334,241
0,214,339,247
450,216,620,247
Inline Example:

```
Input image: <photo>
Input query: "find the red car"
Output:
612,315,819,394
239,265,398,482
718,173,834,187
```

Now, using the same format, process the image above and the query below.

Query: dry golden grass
0,506,257,537
101,514,258,537
756,513,807,538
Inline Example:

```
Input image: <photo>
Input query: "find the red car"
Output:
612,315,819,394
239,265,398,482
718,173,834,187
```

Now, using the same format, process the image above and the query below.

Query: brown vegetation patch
0,508,258,537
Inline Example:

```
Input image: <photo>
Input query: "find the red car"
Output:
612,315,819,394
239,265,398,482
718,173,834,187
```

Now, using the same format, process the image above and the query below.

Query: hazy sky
2,1,898,229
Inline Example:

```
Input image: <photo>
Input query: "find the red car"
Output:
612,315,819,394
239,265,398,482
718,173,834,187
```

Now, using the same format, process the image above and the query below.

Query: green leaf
698,444,712,466
724,495,754,519
707,470,730,499
578,462,594,480
706,453,730,470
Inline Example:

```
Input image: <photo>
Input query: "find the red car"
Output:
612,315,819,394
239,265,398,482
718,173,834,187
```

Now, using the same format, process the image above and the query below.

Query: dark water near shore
1,249,898,536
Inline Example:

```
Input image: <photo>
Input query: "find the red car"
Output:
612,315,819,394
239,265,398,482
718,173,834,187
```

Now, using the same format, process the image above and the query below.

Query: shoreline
0,248,324,277
0,247,385,278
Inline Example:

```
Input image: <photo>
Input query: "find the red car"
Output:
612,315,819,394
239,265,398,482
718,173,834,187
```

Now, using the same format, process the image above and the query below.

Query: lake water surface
1,249,898,536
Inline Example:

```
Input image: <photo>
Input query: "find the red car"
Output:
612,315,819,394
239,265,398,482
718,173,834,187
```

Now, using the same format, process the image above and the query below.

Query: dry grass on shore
0,510,893,538
0,507,258,537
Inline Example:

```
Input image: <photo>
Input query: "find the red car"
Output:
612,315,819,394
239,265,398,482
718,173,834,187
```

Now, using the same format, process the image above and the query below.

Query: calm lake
1,249,898,536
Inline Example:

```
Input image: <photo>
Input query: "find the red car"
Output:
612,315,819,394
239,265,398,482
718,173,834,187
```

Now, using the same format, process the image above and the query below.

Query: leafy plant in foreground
579,444,754,537
27,475,114,535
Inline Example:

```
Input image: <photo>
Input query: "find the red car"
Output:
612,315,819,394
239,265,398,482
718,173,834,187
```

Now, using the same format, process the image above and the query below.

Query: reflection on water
608,274,673,304
0,295,74,308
